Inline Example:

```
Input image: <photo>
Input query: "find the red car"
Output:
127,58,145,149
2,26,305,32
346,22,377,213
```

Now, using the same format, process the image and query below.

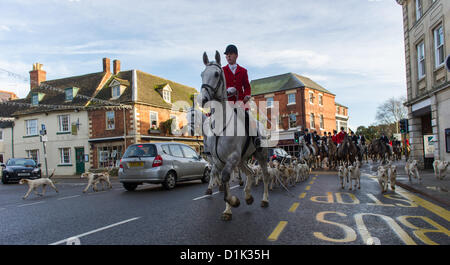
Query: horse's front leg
221,153,241,209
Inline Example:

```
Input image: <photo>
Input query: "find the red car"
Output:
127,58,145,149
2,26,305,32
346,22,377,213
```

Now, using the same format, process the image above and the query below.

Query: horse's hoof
205,189,212,195
246,196,254,205
239,181,244,186
261,201,269,208
221,213,232,221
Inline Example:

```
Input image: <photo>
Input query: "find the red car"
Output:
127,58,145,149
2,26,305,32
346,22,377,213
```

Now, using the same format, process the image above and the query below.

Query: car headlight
33,168,40,173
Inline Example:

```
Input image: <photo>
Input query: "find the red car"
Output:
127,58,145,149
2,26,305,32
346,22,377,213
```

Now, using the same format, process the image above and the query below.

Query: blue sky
0,0,407,131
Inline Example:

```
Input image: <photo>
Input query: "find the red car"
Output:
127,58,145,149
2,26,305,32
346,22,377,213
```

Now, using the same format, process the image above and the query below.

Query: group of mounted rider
295,125,404,168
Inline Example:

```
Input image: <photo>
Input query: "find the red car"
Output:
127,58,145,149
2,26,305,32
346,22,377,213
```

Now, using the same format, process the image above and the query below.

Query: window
163,90,171,103
106,111,115,130
289,114,296,129
150,111,158,129
266,97,273,108
59,148,71,164
0,153,3,163
417,41,426,79
416,0,422,21
320,115,324,129
26,119,38,136
310,113,315,128
65,88,73,101
309,92,314,104
181,145,198,158
112,85,121,98
97,145,123,168
336,106,340,114
169,144,183,158
0,130,2,141
26,150,39,163
32,94,38,106
58,115,70,132
319,94,323,105
434,25,445,68
288,93,295,105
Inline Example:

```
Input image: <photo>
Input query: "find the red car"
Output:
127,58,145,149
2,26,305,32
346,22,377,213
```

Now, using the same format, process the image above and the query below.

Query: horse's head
200,51,226,107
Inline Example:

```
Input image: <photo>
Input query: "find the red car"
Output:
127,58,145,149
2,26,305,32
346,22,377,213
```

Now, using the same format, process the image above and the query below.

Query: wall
13,111,90,175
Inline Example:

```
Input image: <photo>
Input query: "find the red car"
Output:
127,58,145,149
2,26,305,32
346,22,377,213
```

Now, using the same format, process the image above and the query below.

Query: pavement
369,159,450,207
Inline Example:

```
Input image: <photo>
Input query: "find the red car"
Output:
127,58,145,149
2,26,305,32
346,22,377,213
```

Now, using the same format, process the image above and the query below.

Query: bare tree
375,96,408,133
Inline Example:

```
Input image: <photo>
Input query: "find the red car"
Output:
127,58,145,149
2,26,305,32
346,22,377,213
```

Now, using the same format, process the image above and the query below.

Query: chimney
103,58,111,73
29,63,46,89
113,59,121,75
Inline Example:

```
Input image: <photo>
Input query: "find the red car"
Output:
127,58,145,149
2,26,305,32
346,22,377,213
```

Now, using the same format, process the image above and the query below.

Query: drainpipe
11,126,14,158
123,107,127,150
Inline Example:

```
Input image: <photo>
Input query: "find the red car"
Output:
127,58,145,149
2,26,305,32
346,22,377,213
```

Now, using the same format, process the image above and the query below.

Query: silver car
118,142,210,191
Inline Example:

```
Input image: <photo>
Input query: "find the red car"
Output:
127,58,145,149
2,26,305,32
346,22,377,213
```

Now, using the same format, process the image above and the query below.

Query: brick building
87,58,201,169
0,58,201,174
251,72,341,156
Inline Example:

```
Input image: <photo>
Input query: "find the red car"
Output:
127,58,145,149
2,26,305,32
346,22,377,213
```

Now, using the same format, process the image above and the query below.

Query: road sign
40,135,48,142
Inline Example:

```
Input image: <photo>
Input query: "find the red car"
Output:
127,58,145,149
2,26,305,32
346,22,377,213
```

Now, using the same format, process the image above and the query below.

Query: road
0,162,449,245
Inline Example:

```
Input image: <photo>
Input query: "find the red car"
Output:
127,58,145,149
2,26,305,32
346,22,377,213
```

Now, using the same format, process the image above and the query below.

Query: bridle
201,62,226,103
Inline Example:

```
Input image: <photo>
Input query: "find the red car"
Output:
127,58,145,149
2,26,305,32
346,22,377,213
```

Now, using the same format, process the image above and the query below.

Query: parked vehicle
1,158,42,184
268,148,292,163
118,143,210,191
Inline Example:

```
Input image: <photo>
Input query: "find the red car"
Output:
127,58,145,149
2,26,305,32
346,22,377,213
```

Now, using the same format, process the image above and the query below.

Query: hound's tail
47,169,56,179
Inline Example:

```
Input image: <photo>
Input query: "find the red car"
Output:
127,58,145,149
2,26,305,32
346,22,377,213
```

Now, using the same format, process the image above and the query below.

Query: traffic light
294,131,300,143
399,119,409,134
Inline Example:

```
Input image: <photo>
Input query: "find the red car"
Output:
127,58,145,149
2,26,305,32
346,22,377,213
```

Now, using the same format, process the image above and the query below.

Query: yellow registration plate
128,162,144,167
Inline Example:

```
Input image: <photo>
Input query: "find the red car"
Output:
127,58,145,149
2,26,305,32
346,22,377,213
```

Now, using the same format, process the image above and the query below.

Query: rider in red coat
223,44,260,149
223,45,252,108
336,127,347,146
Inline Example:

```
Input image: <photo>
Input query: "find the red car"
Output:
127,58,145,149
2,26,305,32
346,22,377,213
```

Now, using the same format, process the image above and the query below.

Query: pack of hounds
215,157,312,192
18,158,448,199
19,170,112,200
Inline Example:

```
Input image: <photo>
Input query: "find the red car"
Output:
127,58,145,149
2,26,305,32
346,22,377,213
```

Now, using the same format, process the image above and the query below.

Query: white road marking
57,195,80,200
17,201,45,207
193,185,240,201
49,217,141,245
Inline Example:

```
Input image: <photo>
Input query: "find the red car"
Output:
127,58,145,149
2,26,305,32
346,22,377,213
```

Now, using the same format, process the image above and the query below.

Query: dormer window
31,92,44,106
65,88,73,101
163,90,171,103
32,93,39,106
64,87,79,101
109,79,127,99
112,85,120,98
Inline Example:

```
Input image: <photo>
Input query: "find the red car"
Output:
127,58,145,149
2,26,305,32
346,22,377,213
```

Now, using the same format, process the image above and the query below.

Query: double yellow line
268,176,316,241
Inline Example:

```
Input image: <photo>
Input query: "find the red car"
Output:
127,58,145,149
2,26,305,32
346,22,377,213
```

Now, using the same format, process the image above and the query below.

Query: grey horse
200,51,270,221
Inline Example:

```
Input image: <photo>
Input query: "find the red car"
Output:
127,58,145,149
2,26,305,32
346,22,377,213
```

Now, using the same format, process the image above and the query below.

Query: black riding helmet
224,44,238,55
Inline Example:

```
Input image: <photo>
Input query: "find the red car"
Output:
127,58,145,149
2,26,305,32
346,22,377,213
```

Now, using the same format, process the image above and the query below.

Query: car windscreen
7,159,36,167
123,144,157,158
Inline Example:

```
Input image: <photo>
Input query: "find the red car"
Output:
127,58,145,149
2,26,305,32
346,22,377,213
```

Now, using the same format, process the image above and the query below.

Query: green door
75,147,85,174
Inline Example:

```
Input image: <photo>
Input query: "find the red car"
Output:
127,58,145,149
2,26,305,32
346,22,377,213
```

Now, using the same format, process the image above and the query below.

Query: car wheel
201,168,210,183
162,171,176,190
123,183,138,191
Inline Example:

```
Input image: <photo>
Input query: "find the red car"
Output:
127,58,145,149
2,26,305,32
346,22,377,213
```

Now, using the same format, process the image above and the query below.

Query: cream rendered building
12,110,91,176
397,0,449,168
